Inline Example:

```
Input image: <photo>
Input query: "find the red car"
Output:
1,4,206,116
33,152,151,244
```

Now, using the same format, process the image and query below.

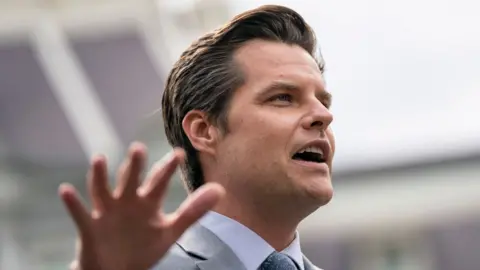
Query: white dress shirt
199,211,304,270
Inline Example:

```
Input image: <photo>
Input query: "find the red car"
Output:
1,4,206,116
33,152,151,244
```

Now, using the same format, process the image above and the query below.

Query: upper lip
292,139,331,162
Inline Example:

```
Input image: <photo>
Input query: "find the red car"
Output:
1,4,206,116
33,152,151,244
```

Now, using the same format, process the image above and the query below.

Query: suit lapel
177,223,247,270
303,255,322,270
196,246,247,270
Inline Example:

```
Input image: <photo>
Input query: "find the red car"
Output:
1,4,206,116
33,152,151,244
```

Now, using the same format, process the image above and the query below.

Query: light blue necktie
259,252,299,270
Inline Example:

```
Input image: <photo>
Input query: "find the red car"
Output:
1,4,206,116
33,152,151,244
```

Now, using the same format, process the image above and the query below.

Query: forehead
233,40,324,87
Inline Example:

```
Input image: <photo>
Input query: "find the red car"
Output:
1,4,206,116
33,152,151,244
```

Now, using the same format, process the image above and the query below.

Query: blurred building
300,153,480,270
0,1,478,270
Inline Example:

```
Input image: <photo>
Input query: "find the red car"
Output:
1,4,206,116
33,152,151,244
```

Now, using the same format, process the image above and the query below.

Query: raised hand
59,142,224,270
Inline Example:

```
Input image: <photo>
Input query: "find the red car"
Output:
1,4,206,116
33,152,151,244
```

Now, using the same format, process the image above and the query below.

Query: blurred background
0,0,479,269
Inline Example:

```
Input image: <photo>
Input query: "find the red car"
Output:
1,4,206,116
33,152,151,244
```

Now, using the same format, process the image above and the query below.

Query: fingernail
160,149,175,163
129,141,146,151
90,153,105,164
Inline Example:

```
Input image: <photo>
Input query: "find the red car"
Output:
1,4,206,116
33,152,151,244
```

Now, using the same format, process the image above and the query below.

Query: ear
182,110,219,155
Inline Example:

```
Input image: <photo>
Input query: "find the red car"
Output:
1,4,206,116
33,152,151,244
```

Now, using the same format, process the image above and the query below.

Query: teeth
298,146,324,157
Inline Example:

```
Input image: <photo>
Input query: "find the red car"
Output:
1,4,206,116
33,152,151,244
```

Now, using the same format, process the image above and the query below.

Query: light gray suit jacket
152,224,321,270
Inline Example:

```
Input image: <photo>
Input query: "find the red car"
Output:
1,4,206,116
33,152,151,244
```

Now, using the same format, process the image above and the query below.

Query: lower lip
291,159,329,172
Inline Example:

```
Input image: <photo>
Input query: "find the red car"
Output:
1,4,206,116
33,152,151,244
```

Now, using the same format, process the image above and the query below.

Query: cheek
326,128,336,158
236,116,290,149
226,117,284,162
227,108,297,158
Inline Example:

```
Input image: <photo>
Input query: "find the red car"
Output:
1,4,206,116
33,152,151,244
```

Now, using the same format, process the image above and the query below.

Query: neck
212,191,301,251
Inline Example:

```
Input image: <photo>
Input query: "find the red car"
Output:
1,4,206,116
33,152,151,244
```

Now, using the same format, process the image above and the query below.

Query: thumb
168,183,225,238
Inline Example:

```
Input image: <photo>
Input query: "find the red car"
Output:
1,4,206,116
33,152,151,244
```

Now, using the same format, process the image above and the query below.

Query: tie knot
259,252,298,270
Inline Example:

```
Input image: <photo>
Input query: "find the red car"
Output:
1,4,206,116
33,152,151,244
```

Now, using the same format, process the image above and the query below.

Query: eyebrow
261,80,333,107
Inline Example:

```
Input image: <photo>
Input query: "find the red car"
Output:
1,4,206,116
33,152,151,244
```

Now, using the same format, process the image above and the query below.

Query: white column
31,15,123,162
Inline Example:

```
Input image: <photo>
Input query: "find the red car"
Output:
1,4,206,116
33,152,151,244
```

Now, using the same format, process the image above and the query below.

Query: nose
301,101,333,131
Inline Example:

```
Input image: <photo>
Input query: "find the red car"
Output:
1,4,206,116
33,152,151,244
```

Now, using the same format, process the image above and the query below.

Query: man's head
162,5,335,213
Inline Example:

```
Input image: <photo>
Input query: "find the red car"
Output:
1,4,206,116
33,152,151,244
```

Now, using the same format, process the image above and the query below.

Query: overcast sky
232,0,480,171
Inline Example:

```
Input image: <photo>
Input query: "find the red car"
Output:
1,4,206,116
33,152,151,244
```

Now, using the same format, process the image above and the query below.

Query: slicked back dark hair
162,5,324,191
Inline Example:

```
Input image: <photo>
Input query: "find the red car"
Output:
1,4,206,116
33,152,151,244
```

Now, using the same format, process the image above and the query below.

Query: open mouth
292,147,326,163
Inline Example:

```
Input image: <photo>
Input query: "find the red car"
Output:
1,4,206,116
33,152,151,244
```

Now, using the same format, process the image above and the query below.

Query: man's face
214,40,335,208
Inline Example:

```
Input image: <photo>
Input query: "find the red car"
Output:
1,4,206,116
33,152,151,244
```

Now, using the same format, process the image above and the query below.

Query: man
60,4,334,270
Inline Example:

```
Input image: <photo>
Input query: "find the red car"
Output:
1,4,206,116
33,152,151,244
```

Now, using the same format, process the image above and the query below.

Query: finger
141,148,184,202
167,183,225,238
58,183,92,237
116,142,147,200
88,155,112,212
69,260,79,270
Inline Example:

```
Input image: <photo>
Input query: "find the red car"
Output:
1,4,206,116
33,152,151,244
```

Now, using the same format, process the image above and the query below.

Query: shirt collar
283,231,304,270
199,211,304,270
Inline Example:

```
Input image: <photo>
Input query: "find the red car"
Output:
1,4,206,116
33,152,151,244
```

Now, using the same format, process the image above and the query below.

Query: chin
302,175,334,206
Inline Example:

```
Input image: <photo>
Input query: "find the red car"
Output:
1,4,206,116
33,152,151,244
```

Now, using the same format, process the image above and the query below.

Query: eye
271,93,293,103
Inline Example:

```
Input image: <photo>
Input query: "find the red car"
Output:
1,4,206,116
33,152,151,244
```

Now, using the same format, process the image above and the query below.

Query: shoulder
150,243,199,270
